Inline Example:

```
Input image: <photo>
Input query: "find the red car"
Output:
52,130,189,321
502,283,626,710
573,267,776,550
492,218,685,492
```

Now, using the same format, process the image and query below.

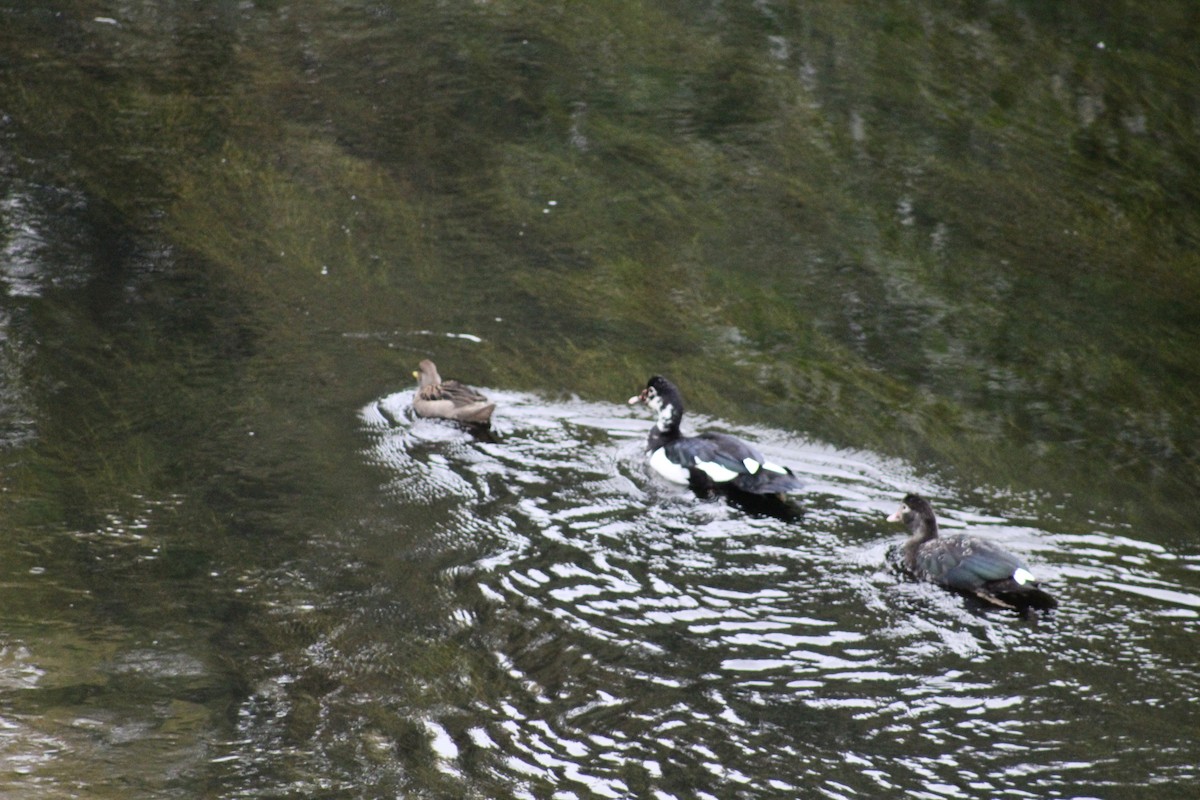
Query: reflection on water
202,390,1200,797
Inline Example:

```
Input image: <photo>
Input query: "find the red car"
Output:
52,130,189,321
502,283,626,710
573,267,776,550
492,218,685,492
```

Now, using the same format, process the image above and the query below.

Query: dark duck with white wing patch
628,375,804,498
412,359,495,426
888,494,1057,614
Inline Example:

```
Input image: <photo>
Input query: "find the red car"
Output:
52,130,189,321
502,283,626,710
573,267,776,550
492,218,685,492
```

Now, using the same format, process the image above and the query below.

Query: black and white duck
412,359,495,426
888,493,1057,614
627,375,804,498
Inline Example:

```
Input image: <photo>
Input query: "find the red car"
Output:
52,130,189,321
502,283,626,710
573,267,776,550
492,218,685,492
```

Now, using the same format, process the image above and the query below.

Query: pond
1,2,1198,798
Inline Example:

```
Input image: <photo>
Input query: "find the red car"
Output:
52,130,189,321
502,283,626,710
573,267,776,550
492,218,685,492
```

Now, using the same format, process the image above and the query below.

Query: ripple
265,389,1200,796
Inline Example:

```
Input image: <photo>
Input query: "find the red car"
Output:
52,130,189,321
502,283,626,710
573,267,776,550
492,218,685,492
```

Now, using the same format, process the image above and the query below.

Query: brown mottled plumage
412,359,494,425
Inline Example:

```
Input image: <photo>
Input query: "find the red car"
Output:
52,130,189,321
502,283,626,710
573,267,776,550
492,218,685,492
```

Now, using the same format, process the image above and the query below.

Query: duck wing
913,535,1056,611
666,433,803,495
436,379,490,406
930,536,1025,589
414,380,494,424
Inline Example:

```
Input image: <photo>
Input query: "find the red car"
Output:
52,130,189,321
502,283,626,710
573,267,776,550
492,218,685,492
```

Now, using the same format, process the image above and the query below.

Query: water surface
196,390,1199,797
1,1,1198,797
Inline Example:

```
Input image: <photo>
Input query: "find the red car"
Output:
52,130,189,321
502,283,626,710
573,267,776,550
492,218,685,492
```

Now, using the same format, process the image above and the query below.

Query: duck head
414,359,442,388
628,375,683,434
888,493,939,542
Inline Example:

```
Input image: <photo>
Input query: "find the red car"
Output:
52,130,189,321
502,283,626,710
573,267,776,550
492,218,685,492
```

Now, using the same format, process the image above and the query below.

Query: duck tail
472,403,497,424
982,580,1058,613
735,471,805,497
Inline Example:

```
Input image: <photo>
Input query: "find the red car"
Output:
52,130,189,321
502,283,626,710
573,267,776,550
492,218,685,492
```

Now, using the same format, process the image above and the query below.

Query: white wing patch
1013,567,1036,585
648,447,691,485
743,458,761,474
694,458,740,483
762,461,789,475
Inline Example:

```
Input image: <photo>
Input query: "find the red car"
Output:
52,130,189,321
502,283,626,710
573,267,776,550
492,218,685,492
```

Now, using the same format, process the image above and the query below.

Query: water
191,389,1196,798
2,1,1199,797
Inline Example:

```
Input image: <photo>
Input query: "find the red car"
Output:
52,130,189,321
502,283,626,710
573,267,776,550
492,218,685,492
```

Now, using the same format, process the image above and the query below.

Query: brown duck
412,359,495,425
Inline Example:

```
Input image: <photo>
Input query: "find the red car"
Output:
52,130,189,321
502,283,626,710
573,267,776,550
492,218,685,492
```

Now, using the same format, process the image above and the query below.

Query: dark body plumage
628,376,804,497
412,359,495,425
888,494,1056,614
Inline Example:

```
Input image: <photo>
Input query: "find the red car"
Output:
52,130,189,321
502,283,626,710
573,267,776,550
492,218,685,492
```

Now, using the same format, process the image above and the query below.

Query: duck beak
412,370,420,380
886,506,904,523
628,389,647,405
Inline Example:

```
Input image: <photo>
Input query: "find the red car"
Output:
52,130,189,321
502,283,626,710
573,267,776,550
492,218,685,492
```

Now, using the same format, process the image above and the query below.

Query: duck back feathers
659,432,802,495
914,534,1057,611
412,359,495,425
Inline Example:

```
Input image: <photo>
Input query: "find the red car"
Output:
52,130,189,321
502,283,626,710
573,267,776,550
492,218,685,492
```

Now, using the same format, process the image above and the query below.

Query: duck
412,359,495,425
887,493,1057,614
627,375,804,497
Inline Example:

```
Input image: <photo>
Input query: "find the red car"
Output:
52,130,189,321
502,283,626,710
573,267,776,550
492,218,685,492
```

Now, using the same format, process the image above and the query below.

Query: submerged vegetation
2,1,1198,527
